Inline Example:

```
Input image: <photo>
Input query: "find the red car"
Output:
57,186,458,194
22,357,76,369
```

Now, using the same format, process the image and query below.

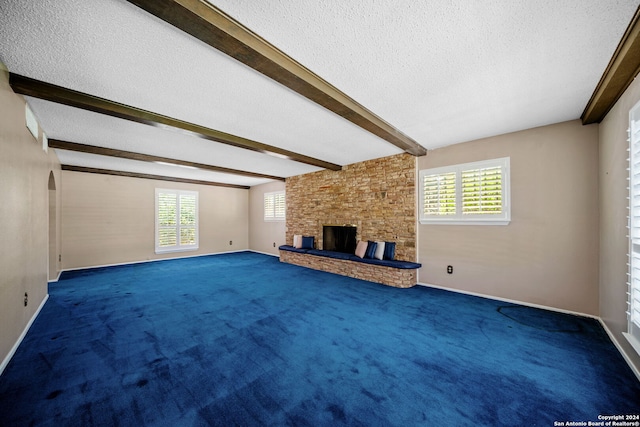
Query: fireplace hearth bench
278,245,421,288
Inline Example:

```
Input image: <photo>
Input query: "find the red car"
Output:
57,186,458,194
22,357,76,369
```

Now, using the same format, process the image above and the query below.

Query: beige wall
599,75,640,373
61,171,249,269
0,63,61,370
417,120,600,315
249,181,286,256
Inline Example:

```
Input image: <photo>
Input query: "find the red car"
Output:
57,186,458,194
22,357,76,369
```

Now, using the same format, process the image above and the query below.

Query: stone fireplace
281,153,418,286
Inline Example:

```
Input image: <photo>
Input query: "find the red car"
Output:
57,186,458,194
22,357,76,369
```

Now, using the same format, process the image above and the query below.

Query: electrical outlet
24,292,28,307
447,265,453,274
273,242,276,247
229,240,233,245
59,254,61,262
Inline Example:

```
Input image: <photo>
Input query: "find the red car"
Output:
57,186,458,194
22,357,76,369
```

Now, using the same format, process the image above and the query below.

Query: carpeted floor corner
0,251,638,426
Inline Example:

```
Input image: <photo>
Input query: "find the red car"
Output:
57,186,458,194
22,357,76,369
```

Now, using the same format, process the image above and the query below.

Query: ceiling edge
581,4,640,124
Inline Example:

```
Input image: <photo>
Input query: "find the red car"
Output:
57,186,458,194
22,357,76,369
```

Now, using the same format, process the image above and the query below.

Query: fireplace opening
323,225,357,254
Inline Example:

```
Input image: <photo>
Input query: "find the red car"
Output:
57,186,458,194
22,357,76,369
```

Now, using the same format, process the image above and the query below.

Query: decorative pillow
301,236,315,249
293,234,302,248
355,241,368,258
374,241,385,260
365,241,378,259
383,242,396,260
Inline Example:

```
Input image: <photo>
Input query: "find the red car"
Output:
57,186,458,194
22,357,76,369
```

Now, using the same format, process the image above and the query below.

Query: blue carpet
0,251,638,426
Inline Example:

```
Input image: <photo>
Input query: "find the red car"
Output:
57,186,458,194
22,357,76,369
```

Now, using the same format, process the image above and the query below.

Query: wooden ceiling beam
61,165,250,189
9,73,341,171
126,0,427,157
49,139,285,182
582,5,640,124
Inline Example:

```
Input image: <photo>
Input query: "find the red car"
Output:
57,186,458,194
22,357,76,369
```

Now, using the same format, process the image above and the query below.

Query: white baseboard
417,282,640,382
0,293,49,377
48,270,62,283
416,282,598,319
58,249,250,274
249,250,280,257
603,325,640,382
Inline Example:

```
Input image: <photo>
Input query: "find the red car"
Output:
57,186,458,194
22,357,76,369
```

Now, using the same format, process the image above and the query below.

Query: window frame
419,157,511,225
625,99,640,357
155,188,199,254
264,190,286,222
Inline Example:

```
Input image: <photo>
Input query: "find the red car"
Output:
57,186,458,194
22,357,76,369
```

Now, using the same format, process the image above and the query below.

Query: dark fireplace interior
323,225,357,254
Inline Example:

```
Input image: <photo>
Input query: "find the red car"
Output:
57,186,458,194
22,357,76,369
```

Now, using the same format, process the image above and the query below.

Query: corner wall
599,75,640,373
0,63,60,370
61,171,249,269
249,181,286,256
286,153,417,262
417,120,600,315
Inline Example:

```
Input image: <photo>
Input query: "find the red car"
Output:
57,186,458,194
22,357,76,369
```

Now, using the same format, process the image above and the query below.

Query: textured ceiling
26,97,319,186
0,0,638,187
211,0,639,148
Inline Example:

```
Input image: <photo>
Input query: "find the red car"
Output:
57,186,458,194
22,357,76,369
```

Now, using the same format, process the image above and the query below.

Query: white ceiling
0,0,638,187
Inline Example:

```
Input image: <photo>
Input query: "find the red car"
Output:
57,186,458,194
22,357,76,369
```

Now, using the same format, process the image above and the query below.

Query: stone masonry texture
282,153,418,287
280,251,417,288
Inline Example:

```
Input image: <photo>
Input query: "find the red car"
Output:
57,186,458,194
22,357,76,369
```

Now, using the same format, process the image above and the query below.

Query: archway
48,171,57,280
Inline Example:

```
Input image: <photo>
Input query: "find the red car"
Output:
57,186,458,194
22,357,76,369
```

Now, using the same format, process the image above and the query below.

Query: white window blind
423,172,456,216
155,189,198,253
625,100,640,356
461,166,503,215
264,191,285,221
420,157,510,225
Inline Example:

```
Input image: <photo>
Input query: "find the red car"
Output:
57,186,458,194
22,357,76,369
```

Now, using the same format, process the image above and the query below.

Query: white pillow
293,234,303,248
374,241,385,260
355,241,368,258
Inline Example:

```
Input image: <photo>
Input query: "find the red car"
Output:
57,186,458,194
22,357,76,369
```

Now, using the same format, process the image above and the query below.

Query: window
625,100,640,356
419,157,510,225
264,191,285,221
155,189,198,253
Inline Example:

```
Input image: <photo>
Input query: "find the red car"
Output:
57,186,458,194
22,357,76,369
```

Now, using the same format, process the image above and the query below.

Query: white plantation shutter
157,192,177,248
420,158,510,225
274,192,286,219
179,194,197,246
626,100,640,356
423,172,456,216
629,253,640,327
264,191,285,221
461,166,503,215
264,194,275,220
155,189,198,253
